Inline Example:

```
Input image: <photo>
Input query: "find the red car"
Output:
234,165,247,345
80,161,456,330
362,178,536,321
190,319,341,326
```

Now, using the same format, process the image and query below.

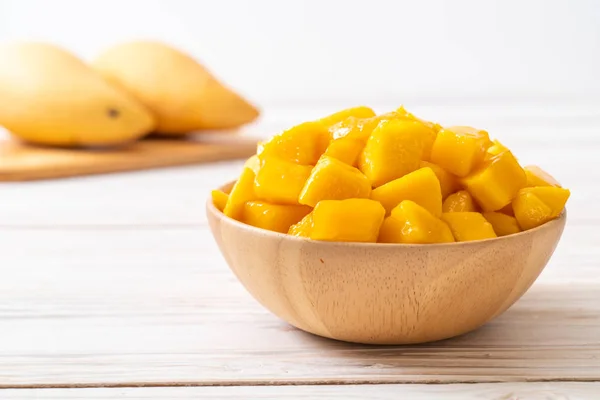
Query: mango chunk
512,191,553,230
517,186,570,218
288,212,313,237
441,212,497,242
483,211,521,236
461,150,526,211
324,137,365,166
371,167,442,216
254,158,312,205
242,201,312,233
430,126,490,177
420,161,459,199
310,199,385,242
243,155,262,175
359,119,428,187
378,200,454,244
258,121,329,165
223,167,257,220
525,165,561,187
486,139,509,159
318,106,376,128
395,106,438,159
299,156,371,207
211,190,229,212
442,190,478,213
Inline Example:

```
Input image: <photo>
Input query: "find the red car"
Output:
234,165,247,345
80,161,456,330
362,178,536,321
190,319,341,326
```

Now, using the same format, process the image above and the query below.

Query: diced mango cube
430,126,491,177
420,161,459,199
441,212,497,242
517,186,570,218
461,150,526,211
242,201,312,233
359,119,428,187
512,191,553,230
324,137,365,166
243,155,262,175
395,106,438,159
525,165,561,187
442,190,478,213
211,190,229,212
378,200,454,244
299,156,371,207
254,158,313,205
371,167,442,216
310,199,385,242
482,212,521,236
224,167,258,220
318,106,376,128
288,212,313,237
258,121,329,165
330,113,395,142
485,139,509,159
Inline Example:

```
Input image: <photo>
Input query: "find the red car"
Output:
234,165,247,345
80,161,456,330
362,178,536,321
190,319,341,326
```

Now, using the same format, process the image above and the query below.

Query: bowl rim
207,182,567,248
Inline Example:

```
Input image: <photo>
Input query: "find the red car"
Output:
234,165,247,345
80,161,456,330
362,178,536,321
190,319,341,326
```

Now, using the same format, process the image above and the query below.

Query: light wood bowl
207,182,567,345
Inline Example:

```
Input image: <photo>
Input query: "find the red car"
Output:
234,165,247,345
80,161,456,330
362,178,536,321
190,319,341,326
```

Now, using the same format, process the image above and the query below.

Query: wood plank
1,383,598,399
0,228,598,387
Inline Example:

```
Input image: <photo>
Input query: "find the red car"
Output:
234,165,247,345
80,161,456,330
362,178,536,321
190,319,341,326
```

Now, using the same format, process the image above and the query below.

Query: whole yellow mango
93,41,258,134
0,42,154,147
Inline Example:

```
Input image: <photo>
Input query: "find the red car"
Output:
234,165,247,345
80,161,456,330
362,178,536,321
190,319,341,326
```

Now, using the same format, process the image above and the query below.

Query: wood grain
0,229,598,387
0,135,257,181
1,383,598,399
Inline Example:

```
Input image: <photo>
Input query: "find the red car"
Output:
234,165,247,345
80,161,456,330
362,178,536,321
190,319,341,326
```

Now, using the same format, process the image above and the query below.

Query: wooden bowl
206,182,567,345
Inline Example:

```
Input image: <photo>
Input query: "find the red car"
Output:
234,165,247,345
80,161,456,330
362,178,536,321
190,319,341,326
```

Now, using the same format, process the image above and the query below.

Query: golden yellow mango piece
330,113,391,142
254,158,313,205
486,139,509,159
518,187,570,218
310,199,385,242
379,200,454,244
258,121,329,165
243,155,262,175
482,211,521,236
359,119,429,187
371,167,442,216
395,106,438,159
211,190,229,212
299,156,371,207
324,137,365,166
461,150,526,211
242,201,312,233
512,191,553,230
442,190,478,213
318,106,376,128
430,126,491,177
288,212,313,237
524,165,561,187
224,167,257,220
441,212,497,242
420,161,459,199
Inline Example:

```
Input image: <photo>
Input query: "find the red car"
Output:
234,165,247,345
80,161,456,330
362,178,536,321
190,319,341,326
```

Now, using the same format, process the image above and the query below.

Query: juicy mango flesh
215,106,569,243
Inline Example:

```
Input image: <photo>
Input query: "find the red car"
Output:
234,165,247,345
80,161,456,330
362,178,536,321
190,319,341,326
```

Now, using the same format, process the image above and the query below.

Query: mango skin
0,42,154,147
94,40,258,134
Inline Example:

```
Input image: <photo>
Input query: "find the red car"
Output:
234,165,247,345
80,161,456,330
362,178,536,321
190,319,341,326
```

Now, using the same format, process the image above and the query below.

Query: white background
0,0,598,110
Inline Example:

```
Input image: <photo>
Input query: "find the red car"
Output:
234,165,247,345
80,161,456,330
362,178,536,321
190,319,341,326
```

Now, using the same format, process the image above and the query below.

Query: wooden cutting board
0,135,258,181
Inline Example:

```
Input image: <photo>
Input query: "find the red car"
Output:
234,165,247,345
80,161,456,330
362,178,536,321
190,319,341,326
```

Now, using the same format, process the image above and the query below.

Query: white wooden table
0,103,598,399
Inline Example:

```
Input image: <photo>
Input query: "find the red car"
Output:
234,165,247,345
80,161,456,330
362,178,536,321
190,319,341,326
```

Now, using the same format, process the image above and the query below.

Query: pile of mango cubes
212,106,570,243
